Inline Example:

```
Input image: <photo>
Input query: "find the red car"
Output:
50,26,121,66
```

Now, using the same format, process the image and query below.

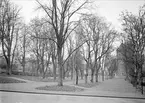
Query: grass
36,85,84,92
0,76,26,83
12,75,73,82
77,82,99,88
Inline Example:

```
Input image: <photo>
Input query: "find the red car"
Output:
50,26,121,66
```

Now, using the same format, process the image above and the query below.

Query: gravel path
0,75,145,98
81,76,145,98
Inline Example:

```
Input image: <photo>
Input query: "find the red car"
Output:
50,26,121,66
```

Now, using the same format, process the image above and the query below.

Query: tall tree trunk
52,55,57,80
22,63,25,75
80,69,83,79
75,68,78,85
102,69,104,81
41,42,45,78
7,58,11,75
85,74,88,84
36,67,39,76
36,57,40,76
63,67,65,80
7,49,11,75
71,57,74,80
95,73,99,82
140,64,143,94
101,56,105,81
2,39,11,75
90,69,94,83
22,56,25,75
85,72,88,84
85,62,89,84
42,59,45,79
95,69,99,82
71,67,73,80
22,33,26,75
57,47,63,86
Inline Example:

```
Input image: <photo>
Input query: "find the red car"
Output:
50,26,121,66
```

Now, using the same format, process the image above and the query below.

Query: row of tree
118,5,145,94
0,0,20,75
0,0,118,86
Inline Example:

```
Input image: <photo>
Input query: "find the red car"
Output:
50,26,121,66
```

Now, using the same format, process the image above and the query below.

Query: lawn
0,76,26,83
13,75,56,82
12,75,79,82
36,85,84,92
77,82,99,88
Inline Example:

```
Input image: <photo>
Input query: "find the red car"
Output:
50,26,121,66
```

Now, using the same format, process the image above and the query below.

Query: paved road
0,91,145,103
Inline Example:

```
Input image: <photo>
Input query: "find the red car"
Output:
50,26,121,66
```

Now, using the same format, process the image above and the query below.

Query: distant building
116,44,126,76
116,43,145,77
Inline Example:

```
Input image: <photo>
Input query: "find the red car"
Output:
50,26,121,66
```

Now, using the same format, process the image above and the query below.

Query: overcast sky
11,0,145,30
10,0,145,52
96,0,145,31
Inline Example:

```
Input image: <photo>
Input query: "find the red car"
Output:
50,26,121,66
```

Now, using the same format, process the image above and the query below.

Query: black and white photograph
0,0,145,103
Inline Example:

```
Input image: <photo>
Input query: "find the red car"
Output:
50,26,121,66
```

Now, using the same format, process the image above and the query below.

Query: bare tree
49,30,57,80
0,0,20,75
74,49,83,85
79,14,117,83
29,18,52,78
16,24,30,75
36,0,89,86
78,14,94,84
120,6,145,94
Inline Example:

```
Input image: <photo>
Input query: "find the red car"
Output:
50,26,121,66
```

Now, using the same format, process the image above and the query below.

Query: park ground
0,75,145,103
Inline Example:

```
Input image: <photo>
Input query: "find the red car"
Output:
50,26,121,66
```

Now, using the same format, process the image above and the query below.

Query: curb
0,89,145,100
